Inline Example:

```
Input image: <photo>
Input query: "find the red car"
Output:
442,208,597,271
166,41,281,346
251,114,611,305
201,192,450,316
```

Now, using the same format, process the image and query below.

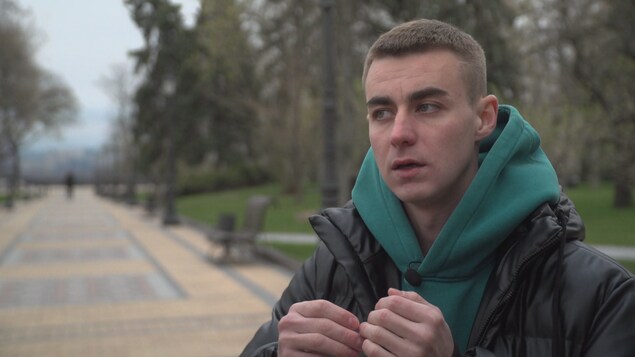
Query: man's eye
371,109,392,120
416,103,440,113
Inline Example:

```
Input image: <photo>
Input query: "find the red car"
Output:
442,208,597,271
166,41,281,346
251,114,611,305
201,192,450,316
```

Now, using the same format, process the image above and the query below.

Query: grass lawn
618,260,635,275
177,183,320,233
565,183,635,246
176,183,634,271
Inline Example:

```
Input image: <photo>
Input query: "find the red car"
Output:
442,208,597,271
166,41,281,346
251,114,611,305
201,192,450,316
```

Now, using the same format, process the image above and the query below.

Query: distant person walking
65,172,75,199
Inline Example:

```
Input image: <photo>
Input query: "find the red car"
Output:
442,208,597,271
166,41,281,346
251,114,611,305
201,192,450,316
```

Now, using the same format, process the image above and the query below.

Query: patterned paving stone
21,230,127,242
0,313,266,343
2,245,145,265
0,189,291,356
0,192,184,309
0,273,182,308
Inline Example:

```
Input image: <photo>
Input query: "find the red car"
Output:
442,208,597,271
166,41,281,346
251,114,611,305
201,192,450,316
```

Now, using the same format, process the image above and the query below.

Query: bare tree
515,0,634,206
246,0,323,200
98,62,138,203
246,0,380,204
0,0,77,205
512,0,597,187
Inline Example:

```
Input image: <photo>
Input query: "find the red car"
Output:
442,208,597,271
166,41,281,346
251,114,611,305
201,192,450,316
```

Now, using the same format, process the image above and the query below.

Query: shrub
177,164,273,195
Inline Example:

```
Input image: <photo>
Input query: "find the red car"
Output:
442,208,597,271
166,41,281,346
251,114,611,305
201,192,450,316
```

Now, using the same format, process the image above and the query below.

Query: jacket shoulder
559,241,635,355
560,240,633,302
309,201,386,263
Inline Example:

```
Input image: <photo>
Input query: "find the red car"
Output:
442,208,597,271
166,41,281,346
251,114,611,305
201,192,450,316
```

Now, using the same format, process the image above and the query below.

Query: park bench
207,195,274,262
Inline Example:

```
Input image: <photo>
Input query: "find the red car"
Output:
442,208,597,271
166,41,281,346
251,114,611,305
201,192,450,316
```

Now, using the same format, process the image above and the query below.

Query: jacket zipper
471,227,563,349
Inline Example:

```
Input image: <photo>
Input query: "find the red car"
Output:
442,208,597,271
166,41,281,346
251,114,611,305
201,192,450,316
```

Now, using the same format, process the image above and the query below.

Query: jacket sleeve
239,243,339,357
464,347,497,357
581,271,635,356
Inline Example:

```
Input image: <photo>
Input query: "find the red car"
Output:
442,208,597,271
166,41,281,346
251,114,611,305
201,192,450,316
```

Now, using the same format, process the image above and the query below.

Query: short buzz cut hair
362,19,487,104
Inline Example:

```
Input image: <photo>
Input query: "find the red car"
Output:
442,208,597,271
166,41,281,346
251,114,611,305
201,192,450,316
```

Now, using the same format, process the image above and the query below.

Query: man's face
365,50,487,209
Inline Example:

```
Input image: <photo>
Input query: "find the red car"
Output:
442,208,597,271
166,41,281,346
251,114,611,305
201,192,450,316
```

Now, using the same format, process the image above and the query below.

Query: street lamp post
162,78,179,225
320,0,339,209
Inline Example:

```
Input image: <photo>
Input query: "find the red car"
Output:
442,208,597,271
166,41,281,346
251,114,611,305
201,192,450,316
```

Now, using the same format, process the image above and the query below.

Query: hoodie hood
352,105,560,350
352,105,560,276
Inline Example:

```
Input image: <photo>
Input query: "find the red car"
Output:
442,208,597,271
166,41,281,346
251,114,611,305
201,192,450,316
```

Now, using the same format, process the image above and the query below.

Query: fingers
359,289,454,357
291,299,360,330
361,338,395,357
387,287,425,303
378,289,444,328
360,320,408,356
279,331,360,357
278,300,363,357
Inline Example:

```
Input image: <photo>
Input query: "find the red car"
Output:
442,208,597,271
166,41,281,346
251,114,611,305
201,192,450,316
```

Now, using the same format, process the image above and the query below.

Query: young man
241,19,634,357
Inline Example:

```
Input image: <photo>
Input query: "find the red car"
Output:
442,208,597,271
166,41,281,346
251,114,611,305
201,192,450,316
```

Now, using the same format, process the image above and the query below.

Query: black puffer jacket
241,195,635,356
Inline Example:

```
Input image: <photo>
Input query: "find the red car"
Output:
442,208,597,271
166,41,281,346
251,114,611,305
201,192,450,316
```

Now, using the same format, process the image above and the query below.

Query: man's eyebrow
409,87,449,102
366,87,449,107
366,96,393,107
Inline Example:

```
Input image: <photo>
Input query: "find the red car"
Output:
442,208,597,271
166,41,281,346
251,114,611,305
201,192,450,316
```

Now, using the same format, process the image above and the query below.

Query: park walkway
0,187,292,357
1,186,632,357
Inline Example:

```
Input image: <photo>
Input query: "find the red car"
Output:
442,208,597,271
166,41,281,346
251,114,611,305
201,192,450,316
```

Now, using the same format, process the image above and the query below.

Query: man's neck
403,201,457,255
403,156,480,254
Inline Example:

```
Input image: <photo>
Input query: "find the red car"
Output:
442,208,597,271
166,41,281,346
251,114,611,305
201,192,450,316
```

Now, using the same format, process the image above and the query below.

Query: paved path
0,188,292,357
1,188,631,357
592,245,635,261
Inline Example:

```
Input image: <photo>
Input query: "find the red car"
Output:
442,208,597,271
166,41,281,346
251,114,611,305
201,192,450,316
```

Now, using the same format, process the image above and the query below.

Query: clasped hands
277,288,454,357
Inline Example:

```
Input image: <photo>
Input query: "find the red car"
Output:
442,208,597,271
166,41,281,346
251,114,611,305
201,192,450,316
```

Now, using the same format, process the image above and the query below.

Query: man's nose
390,113,416,146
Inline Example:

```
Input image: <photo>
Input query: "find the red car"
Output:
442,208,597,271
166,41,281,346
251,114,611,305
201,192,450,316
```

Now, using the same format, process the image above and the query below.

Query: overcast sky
20,0,200,152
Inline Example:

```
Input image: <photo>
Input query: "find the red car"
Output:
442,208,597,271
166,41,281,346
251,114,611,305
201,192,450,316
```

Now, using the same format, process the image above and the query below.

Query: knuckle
428,307,446,327
366,310,379,325
306,299,328,315
360,322,379,340
290,299,328,316
374,308,391,324
287,301,303,314
379,295,396,307
278,312,301,331
277,316,292,332
313,299,329,309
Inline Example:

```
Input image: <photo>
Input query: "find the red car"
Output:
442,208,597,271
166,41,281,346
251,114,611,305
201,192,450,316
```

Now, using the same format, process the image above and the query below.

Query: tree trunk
612,126,633,208
5,141,20,208
613,179,633,208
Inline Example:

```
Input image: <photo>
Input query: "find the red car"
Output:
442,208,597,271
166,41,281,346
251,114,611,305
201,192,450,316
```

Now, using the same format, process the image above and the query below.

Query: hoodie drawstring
552,209,568,356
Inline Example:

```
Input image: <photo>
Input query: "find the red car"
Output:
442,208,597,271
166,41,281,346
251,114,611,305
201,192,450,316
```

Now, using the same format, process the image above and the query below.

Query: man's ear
475,95,498,141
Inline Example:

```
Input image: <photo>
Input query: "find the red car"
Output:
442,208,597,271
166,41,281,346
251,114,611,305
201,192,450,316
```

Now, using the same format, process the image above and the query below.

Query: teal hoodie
351,105,560,352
